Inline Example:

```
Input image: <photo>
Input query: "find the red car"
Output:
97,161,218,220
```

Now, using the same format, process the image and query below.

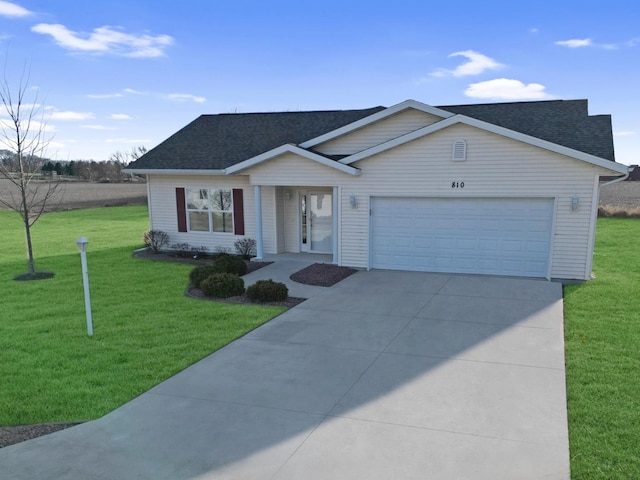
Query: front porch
253,185,339,264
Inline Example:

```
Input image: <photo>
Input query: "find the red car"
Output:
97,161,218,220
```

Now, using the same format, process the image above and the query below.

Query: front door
300,192,332,253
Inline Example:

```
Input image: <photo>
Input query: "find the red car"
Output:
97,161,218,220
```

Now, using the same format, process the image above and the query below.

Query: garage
370,197,554,278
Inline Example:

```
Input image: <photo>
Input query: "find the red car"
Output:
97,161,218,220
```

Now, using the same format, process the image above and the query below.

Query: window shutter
232,189,244,235
176,187,187,232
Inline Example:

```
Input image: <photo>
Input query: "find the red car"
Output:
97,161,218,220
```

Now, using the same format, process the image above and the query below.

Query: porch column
332,187,339,264
254,185,263,260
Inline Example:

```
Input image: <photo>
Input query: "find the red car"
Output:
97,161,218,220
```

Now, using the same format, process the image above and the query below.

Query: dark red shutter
232,189,244,235
176,188,187,232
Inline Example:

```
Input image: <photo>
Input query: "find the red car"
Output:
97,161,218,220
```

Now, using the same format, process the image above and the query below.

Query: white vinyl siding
315,109,442,156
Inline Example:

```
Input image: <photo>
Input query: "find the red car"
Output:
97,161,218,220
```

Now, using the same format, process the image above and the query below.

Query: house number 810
451,181,465,188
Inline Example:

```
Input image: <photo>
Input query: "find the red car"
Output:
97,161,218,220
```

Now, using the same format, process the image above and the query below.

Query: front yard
0,206,284,425
1,207,638,479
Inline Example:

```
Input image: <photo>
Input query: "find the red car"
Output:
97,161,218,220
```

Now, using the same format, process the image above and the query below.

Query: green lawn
564,218,640,479
0,206,284,425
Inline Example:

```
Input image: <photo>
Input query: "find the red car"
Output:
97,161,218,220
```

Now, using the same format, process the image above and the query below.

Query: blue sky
1,0,638,165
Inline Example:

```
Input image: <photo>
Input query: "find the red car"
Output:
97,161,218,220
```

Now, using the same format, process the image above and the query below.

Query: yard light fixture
349,194,357,209
75,237,94,336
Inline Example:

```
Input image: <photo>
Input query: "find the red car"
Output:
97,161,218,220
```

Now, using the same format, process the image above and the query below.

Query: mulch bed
132,249,271,274
0,423,81,449
186,286,306,308
290,263,357,286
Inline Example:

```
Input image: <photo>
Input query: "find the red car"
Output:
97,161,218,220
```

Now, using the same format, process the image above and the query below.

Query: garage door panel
371,197,553,278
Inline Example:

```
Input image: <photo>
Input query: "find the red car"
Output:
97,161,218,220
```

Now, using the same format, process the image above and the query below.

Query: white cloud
614,130,636,137
31,24,173,58
49,110,94,120
80,124,116,130
0,0,31,17
109,113,132,120
431,50,503,78
167,93,206,103
555,38,592,48
87,93,123,99
124,88,144,94
464,78,554,100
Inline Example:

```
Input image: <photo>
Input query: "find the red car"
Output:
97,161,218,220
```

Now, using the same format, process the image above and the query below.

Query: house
126,99,630,281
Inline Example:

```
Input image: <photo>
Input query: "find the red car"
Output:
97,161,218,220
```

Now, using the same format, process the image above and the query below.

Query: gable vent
452,139,467,161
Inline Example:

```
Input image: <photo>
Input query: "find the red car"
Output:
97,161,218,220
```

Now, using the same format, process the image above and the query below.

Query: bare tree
0,67,59,278
108,145,147,181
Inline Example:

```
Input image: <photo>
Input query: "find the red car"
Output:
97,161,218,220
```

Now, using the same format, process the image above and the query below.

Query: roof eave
123,168,227,176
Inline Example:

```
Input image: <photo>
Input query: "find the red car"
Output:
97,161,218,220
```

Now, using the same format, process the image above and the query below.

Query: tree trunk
23,212,36,274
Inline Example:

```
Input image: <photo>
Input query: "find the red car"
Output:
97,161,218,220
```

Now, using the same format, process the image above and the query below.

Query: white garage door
371,197,554,278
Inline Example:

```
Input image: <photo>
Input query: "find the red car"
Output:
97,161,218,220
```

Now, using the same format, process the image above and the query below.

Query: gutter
599,165,633,187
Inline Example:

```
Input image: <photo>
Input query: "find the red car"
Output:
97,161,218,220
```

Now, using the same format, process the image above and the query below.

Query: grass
564,218,640,479
0,206,284,425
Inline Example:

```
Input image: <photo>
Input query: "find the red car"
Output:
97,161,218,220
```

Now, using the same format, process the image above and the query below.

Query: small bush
213,255,248,276
200,273,245,298
234,238,256,259
246,279,288,303
214,246,231,256
143,230,169,253
171,243,192,258
189,265,220,288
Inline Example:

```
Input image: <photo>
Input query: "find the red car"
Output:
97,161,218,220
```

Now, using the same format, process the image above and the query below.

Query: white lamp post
75,237,93,336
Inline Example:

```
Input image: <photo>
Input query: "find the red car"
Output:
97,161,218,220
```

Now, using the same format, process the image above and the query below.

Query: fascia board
299,99,454,149
341,114,629,174
123,168,226,176
225,144,361,176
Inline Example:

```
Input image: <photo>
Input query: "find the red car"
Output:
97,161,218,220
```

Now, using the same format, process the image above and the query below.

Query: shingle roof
128,107,385,170
127,99,614,171
438,99,615,161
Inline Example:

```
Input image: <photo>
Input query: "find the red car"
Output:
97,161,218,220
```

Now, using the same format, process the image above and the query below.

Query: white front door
300,192,333,253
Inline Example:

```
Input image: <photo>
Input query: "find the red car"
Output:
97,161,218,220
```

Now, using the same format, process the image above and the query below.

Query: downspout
599,167,632,188
587,166,633,279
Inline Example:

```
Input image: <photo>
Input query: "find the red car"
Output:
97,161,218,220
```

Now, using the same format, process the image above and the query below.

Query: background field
599,181,640,209
0,179,147,212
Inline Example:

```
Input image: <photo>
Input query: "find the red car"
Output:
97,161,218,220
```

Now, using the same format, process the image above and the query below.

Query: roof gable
226,144,361,176
341,114,628,174
299,100,453,149
438,100,615,161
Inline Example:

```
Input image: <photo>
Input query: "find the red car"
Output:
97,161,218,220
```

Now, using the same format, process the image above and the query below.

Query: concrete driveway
0,267,569,479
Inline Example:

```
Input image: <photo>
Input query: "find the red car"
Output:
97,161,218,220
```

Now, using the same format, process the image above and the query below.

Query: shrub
214,246,230,257
171,243,192,258
143,230,169,253
213,255,248,276
200,273,245,298
234,238,256,260
189,265,220,288
246,279,288,303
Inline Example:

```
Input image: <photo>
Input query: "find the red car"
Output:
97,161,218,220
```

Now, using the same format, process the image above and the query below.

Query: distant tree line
0,146,147,183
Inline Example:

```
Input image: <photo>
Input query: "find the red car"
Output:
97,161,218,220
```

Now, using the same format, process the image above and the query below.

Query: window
186,188,234,233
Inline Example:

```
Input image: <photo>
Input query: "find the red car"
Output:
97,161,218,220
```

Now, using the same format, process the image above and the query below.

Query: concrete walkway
0,266,569,479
